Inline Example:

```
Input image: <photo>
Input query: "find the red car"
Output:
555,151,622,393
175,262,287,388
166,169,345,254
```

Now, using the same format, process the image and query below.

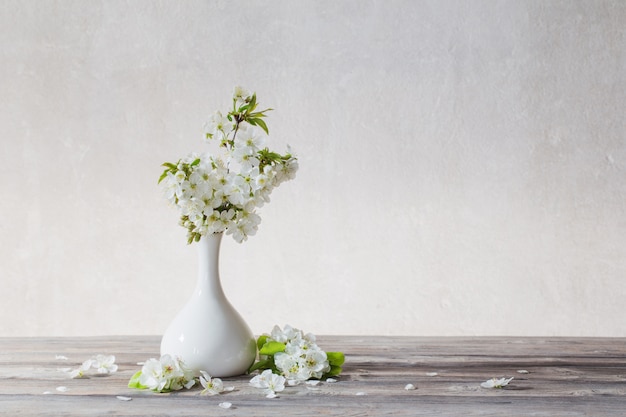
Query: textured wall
1,1,625,337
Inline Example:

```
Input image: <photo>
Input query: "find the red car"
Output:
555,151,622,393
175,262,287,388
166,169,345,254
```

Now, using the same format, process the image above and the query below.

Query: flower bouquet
158,86,298,243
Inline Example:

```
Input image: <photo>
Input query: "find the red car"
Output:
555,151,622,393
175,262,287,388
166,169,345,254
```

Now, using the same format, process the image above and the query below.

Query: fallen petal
481,377,514,389
404,384,416,390
517,370,529,374
326,378,337,383
56,386,68,392
266,392,277,399
218,402,232,409
55,355,69,360
306,380,321,386
426,372,438,377
223,386,235,392
116,396,132,401
355,392,367,396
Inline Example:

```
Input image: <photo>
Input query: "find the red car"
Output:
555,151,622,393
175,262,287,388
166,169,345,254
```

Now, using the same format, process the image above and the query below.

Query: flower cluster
249,325,344,383
128,355,233,395
159,86,298,244
129,354,196,393
67,354,118,378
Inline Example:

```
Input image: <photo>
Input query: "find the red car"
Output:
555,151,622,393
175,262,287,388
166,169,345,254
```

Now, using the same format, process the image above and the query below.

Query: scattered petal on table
306,380,321,386
426,372,438,377
116,396,132,401
517,370,530,374
355,392,367,396
56,386,68,392
326,378,337,383
404,383,416,390
481,377,514,389
218,402,232,409
55,355,69,360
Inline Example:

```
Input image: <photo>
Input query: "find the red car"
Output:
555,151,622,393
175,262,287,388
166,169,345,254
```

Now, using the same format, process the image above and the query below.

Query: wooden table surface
0,336,625,416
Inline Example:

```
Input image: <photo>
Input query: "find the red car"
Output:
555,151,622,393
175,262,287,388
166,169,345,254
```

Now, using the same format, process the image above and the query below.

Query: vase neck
195,232,225,298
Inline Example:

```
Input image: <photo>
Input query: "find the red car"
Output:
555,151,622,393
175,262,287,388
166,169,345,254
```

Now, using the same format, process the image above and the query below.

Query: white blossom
481,377,514,389
204,111,233,142
235,125,266,155
199,370,225,396
233,86,252,105
92,354,118,374
138,358,168,392
67,355,118,378
138,355,195,393
250,369,286,398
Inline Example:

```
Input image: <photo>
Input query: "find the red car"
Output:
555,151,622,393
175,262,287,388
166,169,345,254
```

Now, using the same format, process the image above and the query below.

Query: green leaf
259,341,286,356
258,148,282,163
252,118,269,134
250,108,273,118
323,365,343,378
247,117,270,134
256,335,269,350
128,370,147,389
248,357,274,374
159,162,178,183
237,94,255,114
326,352,345,367
190,158,201,167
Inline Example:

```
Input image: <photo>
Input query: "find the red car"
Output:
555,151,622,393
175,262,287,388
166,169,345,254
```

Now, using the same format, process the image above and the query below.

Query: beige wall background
1,0,625,337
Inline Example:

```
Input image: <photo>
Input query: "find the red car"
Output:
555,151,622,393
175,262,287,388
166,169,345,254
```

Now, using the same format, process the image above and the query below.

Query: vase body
160,232,256,377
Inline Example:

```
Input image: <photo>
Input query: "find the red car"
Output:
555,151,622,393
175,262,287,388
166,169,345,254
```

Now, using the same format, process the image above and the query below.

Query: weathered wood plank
0,336,625,416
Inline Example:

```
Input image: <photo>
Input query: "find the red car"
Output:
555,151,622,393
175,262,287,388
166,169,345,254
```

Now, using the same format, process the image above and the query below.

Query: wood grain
0,336,625,416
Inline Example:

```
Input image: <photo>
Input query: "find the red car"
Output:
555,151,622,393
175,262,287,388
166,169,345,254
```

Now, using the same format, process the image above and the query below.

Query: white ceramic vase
160,232,256,377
